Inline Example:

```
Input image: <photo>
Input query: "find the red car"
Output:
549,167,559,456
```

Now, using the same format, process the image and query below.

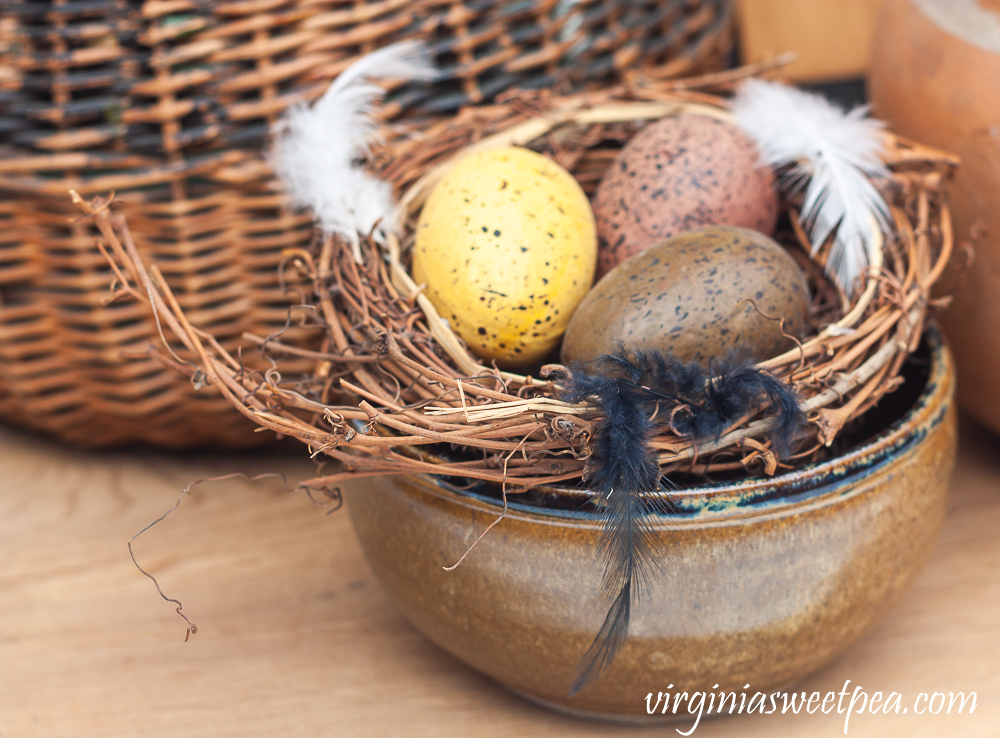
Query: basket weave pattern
85,77,959,488
0,0,733,448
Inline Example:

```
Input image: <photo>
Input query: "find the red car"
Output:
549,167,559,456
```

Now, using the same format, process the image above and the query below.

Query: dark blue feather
563,345,804,696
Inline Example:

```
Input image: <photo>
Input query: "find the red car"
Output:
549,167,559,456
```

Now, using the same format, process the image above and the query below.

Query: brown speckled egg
592,113,779,277
561,226,809,366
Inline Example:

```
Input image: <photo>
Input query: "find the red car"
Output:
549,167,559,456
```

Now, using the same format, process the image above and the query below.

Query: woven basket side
0,188,321,449
0,0,733,449
1,0,732,161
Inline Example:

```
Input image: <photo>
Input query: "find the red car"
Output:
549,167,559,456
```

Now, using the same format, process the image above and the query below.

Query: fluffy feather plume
563,364,665,697
732,78,891,295
269,41,437,241
607,346,806,458
563,346,803,696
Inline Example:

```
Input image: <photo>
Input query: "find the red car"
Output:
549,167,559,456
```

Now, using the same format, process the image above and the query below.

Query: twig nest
412,146,596,368
561,226,810,366
82,81,957,492
591,113,780,277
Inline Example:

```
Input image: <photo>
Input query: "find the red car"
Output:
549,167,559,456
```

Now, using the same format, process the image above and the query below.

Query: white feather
732,78,891,295
269,41,437,241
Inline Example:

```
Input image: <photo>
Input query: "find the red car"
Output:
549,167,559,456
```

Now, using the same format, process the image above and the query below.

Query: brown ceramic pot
345,328,956,721
870,0,1000,432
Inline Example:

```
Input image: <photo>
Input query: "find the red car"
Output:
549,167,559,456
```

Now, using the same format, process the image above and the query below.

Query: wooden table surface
0,418,996,737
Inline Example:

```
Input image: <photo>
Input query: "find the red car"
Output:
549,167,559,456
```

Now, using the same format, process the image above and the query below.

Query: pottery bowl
870,0,1000,434
345,327,956,721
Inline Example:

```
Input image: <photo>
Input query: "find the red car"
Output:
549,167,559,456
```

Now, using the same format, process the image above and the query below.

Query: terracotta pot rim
401,326,952,522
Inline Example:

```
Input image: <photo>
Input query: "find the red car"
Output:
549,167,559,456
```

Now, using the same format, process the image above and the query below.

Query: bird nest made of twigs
83,70,959,497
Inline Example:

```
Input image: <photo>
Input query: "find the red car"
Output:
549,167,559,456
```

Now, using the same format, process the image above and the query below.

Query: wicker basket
0,0,733,449
85,70,959,487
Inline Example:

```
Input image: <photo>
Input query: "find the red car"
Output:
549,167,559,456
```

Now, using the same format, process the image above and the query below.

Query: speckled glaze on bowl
345,328,956,721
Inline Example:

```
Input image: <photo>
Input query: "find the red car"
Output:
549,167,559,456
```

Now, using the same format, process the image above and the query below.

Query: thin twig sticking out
128,472,341,641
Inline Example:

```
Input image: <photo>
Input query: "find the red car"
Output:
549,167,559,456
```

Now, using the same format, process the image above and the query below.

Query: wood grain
737,0,886,82
0,418,996,737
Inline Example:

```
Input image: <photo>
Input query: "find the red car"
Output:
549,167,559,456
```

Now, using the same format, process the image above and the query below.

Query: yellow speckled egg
412,146,597,368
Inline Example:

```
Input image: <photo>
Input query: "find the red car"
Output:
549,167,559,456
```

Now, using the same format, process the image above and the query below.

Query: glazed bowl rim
397,326,951,520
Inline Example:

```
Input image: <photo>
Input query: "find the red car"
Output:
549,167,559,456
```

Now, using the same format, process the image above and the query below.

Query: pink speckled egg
592,113,779,277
